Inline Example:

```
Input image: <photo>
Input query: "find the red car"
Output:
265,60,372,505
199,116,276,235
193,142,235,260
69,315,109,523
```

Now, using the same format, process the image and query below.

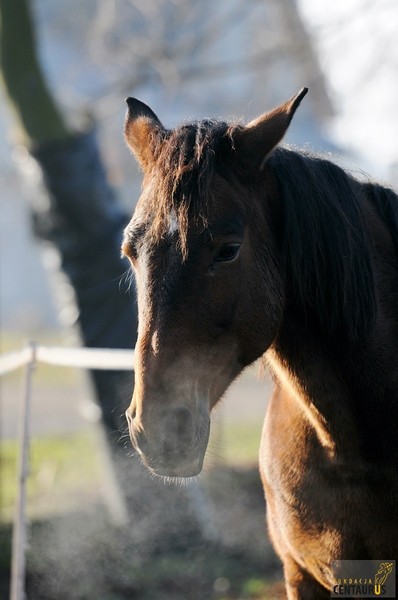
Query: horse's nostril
165,407,195,449
172,407,192,434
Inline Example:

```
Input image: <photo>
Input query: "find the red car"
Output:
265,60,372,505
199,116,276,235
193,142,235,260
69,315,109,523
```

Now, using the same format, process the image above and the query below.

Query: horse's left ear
124,98,165,170
236,87,308,168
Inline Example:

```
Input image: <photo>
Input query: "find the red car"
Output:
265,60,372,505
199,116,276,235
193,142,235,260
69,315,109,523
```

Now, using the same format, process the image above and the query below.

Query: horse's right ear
236,87,308,169
124,98,165,170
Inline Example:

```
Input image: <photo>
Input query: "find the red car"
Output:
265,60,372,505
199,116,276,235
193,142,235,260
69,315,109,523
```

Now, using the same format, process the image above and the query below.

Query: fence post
10,342,36,600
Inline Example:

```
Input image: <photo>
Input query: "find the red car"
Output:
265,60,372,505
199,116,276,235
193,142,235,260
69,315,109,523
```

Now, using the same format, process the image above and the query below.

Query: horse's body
122,89,398,598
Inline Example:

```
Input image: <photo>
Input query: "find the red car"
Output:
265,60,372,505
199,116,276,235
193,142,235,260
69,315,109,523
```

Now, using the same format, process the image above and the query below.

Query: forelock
142,119,238,257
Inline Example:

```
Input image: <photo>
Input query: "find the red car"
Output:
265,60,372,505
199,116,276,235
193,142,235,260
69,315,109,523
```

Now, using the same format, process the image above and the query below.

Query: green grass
209,420,262,468
0,429,101,522
221,421,262,465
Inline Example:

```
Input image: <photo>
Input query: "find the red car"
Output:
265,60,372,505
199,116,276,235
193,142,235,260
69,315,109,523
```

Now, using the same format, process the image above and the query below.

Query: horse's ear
124,98,165,170
236,87,308,168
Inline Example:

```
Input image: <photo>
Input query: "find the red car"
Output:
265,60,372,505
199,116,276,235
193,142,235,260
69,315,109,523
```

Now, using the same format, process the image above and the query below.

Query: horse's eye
214,243,241,263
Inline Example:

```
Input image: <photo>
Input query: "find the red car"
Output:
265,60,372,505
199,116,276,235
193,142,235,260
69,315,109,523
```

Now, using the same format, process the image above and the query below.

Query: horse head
122,89,307,478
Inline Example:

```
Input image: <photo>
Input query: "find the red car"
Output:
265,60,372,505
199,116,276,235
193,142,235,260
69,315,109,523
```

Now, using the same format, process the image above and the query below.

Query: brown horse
122,89,398,598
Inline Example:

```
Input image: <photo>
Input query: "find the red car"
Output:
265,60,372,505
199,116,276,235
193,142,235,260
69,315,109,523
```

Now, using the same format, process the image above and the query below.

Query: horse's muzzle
126,405,210,478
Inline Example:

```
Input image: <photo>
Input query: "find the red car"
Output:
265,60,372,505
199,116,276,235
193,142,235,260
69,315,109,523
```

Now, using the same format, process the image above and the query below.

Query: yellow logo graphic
331,559,396,597
374,562,394,595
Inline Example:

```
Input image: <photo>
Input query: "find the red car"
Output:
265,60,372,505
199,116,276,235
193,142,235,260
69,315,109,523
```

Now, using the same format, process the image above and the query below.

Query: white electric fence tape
0,345,135,375
0,348,33,376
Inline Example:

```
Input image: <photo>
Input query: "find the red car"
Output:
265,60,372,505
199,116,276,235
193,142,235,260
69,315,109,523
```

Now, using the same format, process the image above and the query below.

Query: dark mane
146,119,236,255
269,147,378,340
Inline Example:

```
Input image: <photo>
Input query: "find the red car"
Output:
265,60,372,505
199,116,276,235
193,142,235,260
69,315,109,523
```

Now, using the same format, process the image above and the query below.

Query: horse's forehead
130,168,246,249
204,174,248,224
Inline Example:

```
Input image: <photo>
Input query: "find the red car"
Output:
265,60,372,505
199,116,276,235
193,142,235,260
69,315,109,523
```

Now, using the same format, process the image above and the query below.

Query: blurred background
0,0,397,598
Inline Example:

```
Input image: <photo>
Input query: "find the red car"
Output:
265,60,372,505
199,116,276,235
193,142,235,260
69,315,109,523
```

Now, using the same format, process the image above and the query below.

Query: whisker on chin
157,473,200,487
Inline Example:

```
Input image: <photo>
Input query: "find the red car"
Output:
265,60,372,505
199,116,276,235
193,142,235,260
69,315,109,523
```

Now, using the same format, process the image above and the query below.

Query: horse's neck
264,182,398,464
267,327,359,461
267,319,398,464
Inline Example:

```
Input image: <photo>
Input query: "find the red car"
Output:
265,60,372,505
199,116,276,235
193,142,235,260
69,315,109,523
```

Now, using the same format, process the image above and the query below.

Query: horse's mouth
138,448,206,479
149,461,203,480
131,436,207,478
